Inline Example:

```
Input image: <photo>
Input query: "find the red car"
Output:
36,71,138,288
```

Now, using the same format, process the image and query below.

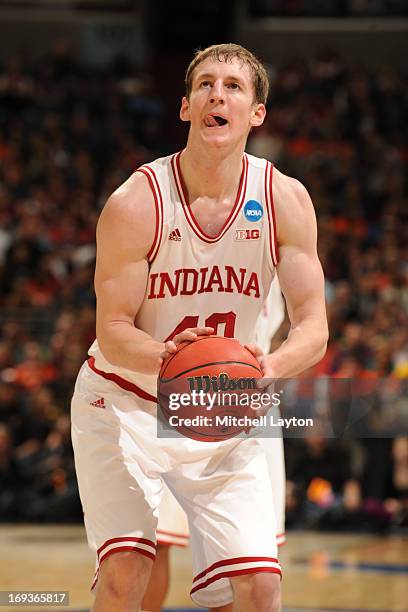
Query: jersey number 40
165,311,237,341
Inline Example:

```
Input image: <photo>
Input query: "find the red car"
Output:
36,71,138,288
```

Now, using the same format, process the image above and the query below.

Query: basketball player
71,43,328,612
142,277,286,612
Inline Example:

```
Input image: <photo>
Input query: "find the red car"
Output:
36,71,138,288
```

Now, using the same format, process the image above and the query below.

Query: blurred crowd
284,436,408,533
250,0,408,17
0,43,407,529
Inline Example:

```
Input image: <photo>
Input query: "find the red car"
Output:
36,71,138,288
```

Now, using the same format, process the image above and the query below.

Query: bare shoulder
272,166,314,215
273,166,307,198
272,166,317,248
97,171,156,260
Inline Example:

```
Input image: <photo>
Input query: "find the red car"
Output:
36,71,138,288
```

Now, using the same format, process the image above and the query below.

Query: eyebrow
194,72,246,85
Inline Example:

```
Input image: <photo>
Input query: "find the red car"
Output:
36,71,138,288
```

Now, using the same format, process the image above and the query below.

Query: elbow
97,334,116,365
315,328,329,363
316,342,328,363
96,321,119,366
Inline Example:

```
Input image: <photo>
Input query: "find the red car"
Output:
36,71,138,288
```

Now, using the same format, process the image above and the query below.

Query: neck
180,138,245,202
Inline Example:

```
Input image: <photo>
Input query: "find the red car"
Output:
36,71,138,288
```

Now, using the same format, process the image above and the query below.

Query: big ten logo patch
235,228,260,241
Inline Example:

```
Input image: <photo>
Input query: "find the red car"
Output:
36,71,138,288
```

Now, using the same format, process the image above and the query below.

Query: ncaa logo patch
244,200,263,222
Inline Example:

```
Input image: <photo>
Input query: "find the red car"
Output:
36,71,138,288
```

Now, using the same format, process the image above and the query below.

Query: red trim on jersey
193,555,279,583
87,357,157,403
264,161,279,266
177,151,247,241
191,567,282,596
171,151,187,205
264,161,275,267
136,166,164,263
171,151,248,243
268,162,279,264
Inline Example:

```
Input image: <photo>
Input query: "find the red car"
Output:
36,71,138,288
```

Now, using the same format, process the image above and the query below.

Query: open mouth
204,115,228,127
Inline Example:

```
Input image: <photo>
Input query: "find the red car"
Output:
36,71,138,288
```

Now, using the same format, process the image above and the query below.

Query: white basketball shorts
71,362,282,607
156,482,189,547
157,435,285,549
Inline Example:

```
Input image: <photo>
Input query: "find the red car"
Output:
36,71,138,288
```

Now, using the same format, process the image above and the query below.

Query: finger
179,330,198,339
258,357,277,379
244,344,264,358
256,378,269,390
174,327,215,344
164,340,177,353
174,330,198,344
256,365,277,391
255,369,271,390
187,327,214,335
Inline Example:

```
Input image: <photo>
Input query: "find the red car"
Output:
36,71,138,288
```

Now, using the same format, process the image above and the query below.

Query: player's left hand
244,344,274,434
244,344,277,380
244,343,263,361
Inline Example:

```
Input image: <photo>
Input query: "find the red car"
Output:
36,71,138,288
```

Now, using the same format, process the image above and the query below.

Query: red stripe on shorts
193,555,279,583
87,357,157,403
99,545,156,566
91,539,157,591
191,566,282,596
97,536,156,557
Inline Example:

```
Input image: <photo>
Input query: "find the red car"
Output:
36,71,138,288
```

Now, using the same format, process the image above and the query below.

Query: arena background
0,1,407,611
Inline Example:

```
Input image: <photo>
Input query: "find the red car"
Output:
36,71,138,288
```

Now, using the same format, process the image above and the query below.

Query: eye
200,80,211,88
227,82,240,90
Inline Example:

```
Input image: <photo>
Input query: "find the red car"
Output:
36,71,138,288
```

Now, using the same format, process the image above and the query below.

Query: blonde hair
185,43,269,105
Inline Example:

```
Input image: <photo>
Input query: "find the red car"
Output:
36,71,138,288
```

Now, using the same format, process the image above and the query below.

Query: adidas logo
90,397,106,409
168,228,182,241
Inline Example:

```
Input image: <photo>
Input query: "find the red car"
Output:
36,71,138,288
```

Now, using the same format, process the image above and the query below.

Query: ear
180,96,190,122
250,103,266,128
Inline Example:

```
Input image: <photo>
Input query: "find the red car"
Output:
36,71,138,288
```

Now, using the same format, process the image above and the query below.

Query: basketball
158,336,263,442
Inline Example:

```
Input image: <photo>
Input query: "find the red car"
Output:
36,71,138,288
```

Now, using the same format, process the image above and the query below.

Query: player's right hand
159,327,214,364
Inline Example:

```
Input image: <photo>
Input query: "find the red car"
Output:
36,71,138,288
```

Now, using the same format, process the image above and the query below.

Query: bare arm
95,172,213,375
260,169,328,378
95,172,165,374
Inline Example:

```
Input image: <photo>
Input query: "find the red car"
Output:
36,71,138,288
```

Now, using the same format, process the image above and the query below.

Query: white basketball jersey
88,151,280,396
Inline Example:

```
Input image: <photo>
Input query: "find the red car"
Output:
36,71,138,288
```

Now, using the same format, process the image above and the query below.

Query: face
180,57,266,149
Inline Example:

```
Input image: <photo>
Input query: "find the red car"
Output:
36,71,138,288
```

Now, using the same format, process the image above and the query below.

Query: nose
209,80,224,104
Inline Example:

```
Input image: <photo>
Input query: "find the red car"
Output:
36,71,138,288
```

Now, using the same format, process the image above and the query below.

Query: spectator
0,424,23,521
